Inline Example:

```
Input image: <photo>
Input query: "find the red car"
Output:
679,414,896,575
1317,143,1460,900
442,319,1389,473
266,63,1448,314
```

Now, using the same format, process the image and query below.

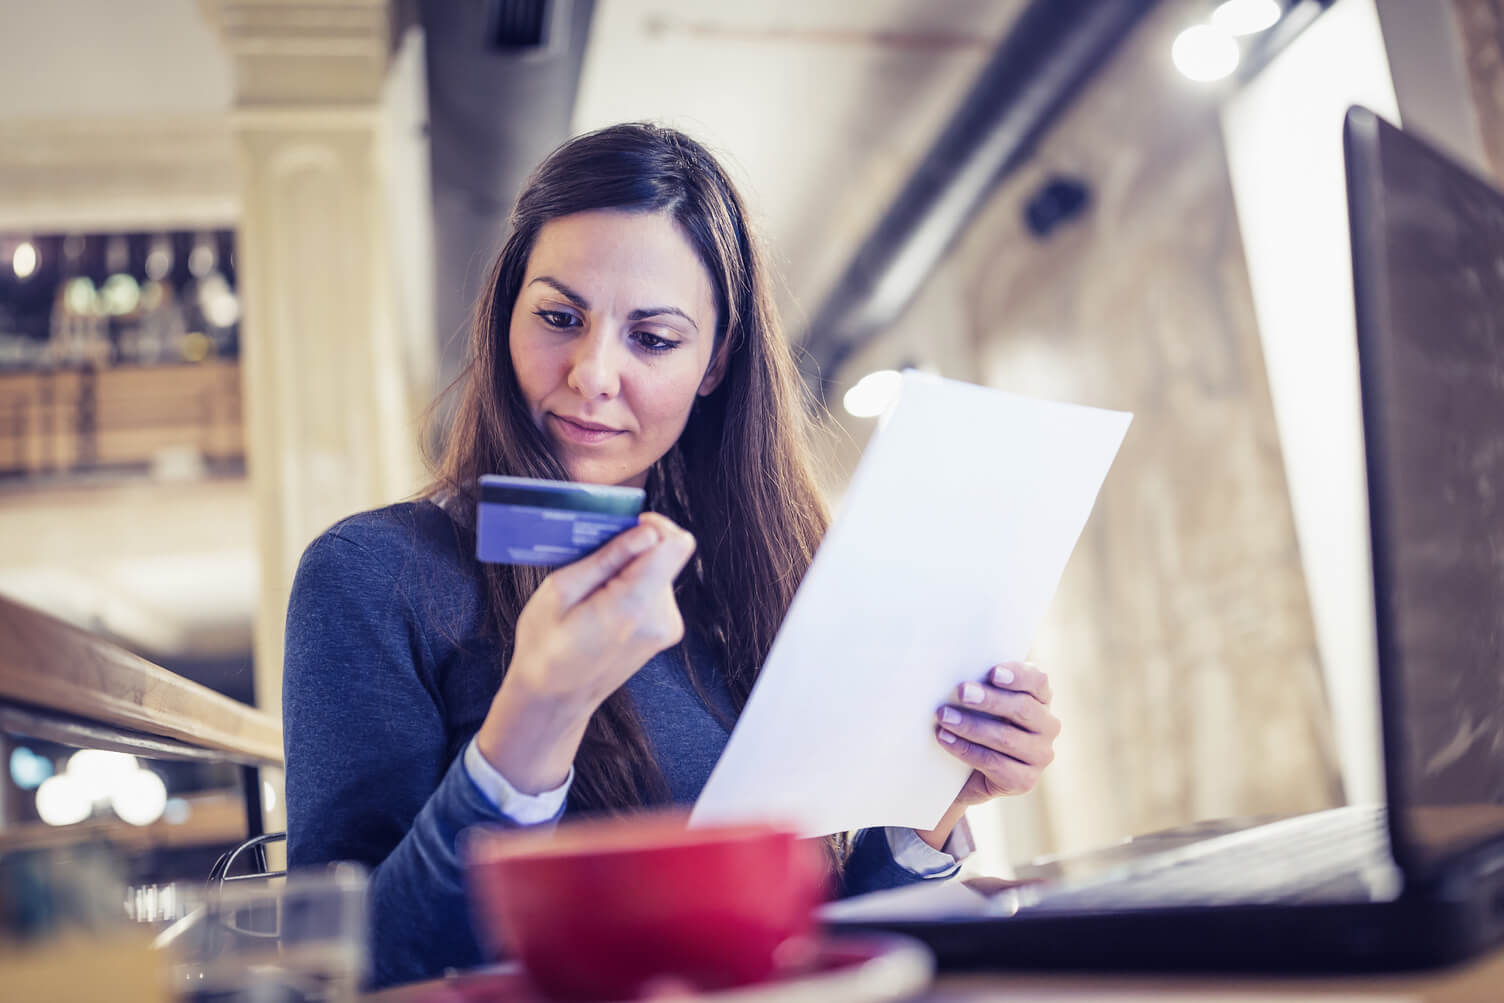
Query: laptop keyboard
1019,804,1398,911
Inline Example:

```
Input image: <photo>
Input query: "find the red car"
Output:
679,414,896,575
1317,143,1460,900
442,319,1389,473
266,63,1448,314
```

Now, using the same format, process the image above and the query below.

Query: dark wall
421,0,597,436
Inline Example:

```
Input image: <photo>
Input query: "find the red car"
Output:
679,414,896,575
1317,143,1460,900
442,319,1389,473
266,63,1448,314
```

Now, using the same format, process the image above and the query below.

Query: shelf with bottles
0,230,246,478
0,230,240,373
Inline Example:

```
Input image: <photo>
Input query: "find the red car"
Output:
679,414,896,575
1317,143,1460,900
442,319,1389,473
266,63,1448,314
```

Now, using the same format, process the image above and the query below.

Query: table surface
368,946,1504,1002
369,815,1504,1001
925,949,1504,1001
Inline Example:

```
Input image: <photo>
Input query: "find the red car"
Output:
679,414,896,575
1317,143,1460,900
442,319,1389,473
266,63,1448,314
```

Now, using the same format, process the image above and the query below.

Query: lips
549,413,625,445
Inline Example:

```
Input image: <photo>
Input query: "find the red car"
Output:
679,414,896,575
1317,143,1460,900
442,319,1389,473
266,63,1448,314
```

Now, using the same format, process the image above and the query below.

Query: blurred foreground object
0,840,169,1003
153,864,367,1003
465,816,831,1000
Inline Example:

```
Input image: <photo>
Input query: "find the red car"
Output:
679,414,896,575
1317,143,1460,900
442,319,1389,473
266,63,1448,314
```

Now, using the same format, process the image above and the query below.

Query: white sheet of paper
689,372,1131,837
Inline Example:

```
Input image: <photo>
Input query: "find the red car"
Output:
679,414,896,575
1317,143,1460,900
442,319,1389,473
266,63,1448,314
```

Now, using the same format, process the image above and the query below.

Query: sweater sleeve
837,827,960,897
283,528,552,989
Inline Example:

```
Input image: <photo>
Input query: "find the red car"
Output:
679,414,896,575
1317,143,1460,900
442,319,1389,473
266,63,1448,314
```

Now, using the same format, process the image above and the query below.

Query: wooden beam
0,594,281,765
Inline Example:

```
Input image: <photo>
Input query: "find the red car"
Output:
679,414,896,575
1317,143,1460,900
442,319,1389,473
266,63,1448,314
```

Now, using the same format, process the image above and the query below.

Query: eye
633,331,680,353
534,309,579,329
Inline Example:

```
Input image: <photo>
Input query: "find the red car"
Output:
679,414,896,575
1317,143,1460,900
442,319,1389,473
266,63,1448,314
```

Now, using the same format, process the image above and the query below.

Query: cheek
506,327,526,388
508,331,552,404
630,368,703,437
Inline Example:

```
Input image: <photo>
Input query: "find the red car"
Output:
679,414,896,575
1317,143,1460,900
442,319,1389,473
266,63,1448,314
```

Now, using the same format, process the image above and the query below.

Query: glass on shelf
152,865,368,1003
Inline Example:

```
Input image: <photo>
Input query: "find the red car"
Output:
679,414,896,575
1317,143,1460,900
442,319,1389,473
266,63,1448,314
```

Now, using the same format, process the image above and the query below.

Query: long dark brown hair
427,123,829,816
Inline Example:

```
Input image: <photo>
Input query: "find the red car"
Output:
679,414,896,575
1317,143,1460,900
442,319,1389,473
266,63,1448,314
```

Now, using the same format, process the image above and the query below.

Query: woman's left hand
936,660,1061,808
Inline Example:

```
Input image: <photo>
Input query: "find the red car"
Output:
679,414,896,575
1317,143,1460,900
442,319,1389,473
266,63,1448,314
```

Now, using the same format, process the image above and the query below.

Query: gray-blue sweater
283,501,947,989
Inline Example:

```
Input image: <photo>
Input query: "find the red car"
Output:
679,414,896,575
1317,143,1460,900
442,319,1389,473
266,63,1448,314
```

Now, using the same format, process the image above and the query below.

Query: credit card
475,474,646,566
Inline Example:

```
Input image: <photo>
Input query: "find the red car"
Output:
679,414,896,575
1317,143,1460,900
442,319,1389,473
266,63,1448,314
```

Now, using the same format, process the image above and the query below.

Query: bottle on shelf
48,235,108,369
137,234,187,366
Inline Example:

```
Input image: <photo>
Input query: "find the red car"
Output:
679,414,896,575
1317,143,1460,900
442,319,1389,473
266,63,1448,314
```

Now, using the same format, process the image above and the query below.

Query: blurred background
0,0,1498,889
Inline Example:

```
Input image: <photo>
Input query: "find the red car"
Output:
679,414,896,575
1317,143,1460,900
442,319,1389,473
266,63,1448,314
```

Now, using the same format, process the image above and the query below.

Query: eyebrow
529,275,699,332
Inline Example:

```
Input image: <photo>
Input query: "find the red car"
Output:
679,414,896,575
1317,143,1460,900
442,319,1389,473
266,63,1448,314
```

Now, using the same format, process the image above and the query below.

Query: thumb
543,521,661,609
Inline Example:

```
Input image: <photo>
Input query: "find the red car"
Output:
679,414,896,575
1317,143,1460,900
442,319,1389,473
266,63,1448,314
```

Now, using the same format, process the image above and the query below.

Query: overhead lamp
145,235,173,281
67,749,138,801
9,746,52,790
1212,0,1283,36
111,768,168,827
189,234,216,278
843,369,904,419
36,774,91,827
1172,24,1240,82
12,240,38,279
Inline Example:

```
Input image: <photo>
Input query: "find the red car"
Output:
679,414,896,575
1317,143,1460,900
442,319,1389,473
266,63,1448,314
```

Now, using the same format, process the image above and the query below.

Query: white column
203,1,435,743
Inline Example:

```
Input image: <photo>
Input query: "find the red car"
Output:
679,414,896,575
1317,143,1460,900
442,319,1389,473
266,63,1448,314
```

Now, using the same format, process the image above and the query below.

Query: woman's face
509,209,725,488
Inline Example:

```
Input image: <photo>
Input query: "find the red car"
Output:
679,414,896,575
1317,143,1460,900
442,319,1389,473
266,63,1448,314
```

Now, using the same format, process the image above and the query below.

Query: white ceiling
0,0,232,121
0,0,1026,319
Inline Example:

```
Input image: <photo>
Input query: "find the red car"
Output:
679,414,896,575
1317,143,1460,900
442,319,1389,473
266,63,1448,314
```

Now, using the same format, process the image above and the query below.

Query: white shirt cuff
885,826,964,878
463,737,573,825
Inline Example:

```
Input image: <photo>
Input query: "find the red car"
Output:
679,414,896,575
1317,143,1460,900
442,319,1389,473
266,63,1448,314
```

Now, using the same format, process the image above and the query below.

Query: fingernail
961,682,985,705
993,666,1015,685
940,707,962,725
628,528,658,553
938,730,958,745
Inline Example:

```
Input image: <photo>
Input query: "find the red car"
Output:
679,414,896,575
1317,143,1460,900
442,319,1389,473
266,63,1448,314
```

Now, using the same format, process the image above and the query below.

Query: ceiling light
67,749,138,801
36,774,91,827
189,237,216,278
1173,24,1241,82
145,237,173,281
1212,0,1282,36
9,746,52,790
12,241,37,280
111,768,168,827
843,370,903,418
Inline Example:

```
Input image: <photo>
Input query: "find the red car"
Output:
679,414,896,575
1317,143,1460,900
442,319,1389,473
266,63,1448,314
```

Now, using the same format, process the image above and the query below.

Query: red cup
464,813,829,1000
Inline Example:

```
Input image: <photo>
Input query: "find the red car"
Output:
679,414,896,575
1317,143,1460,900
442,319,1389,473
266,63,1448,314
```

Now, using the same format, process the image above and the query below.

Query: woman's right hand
474,512,697,794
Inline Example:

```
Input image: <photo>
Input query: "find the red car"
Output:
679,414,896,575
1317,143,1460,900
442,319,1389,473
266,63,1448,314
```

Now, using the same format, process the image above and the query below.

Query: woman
283,123,1061,989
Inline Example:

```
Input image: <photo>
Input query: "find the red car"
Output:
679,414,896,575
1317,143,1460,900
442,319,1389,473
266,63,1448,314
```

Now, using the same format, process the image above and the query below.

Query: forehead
525,210,716,313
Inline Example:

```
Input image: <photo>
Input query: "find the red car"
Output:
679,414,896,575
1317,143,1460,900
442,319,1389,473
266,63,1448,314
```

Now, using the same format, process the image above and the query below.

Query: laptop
827,106,1504,972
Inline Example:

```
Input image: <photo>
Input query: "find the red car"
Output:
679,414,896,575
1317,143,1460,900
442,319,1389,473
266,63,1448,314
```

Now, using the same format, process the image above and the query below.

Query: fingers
573,516,695,648
935,726,1041,795
610,515,696,592
936,664,1059,800
950,680,1061,736
540,513,692,611
543,519,664,609
988,660,1052,705
936,706,1056,768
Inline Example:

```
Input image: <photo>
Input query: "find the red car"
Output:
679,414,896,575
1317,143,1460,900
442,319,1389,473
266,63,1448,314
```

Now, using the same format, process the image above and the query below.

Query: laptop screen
1347,109,1504,877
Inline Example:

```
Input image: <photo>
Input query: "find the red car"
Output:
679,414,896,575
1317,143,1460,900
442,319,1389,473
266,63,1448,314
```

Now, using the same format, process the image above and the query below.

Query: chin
564,460,643,488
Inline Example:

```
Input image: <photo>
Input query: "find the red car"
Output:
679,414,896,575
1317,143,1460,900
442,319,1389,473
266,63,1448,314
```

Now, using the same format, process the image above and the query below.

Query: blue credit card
475,475,646,566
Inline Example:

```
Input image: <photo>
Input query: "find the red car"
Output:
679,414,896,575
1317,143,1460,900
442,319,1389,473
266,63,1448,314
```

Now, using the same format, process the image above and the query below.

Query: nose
565,329,621,401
